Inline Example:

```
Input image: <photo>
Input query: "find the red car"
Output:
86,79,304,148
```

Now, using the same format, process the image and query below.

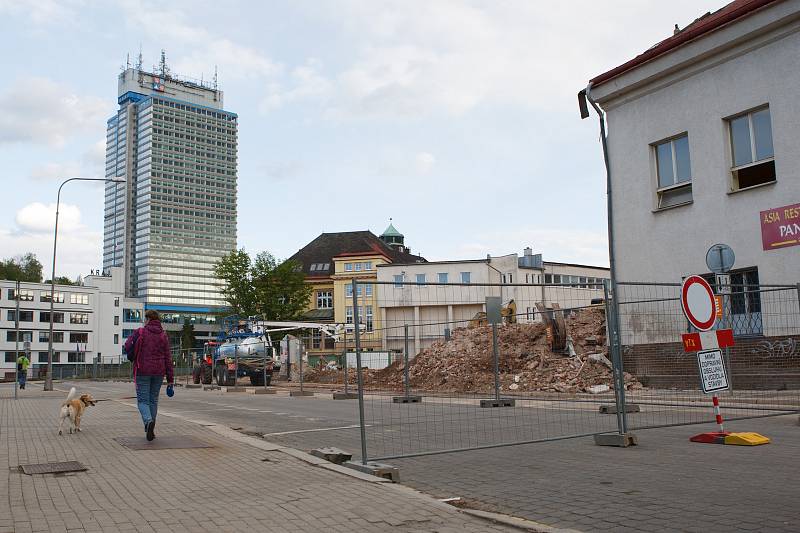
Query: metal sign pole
14,280,20,399
352,278,368,465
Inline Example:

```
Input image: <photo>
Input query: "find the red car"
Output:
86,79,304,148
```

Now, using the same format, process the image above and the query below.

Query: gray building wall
593,3,800,284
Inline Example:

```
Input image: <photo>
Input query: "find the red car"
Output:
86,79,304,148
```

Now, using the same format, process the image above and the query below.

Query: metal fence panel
616,282,800,431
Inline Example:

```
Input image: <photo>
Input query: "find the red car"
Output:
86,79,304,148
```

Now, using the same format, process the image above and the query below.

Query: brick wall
622,335,800,390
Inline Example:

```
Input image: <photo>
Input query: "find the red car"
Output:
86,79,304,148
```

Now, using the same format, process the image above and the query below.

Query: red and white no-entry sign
681,275,717,331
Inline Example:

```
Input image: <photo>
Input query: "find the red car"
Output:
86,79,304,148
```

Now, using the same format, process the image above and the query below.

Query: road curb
461,509,583,532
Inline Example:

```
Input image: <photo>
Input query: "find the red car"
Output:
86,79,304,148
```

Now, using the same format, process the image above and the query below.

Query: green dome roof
380,222,403,238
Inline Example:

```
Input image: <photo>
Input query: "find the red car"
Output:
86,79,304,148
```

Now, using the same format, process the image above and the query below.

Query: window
312,330,321,349
17,311,33,322
525,274,529,283
114,297,120,307
39,331,49,343
366,306,373,332
123,309,142,322
364,262,372,271
52,332,64,343
41,292,65,303
68,352,86,363
416,273,426,286
69,332,88,343
317,291,332,309
654,134,692,208
580,277,588,288
438,273,448,283
114,316,120,325
393,275,404,288
345,263,353,272
4,352,17,363
114,334,119,345
728,107,775,190
39,312,64,323
355,263,362,272
508,274,513,284
545,274,553,284
9,289,34,301
38,352,50,363
122,329,135,339
461,272,471,284
7,331,32,342
346,306,353,324
553,274,562,284
70,293,89,305
70,313,89,324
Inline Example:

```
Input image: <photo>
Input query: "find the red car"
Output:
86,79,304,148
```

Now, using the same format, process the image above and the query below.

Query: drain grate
114,435,213,450
19,461,87,475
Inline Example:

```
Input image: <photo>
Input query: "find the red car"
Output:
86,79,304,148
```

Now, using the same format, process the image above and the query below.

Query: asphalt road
42,380,800,532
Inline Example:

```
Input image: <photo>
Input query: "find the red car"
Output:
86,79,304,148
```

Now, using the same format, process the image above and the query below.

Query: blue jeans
135,375,163,428
18,371,26,388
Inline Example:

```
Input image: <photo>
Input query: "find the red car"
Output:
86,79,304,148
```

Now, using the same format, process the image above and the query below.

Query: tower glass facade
103,68,237,309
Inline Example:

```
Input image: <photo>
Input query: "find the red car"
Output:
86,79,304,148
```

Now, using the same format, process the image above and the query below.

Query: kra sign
681,275,716,332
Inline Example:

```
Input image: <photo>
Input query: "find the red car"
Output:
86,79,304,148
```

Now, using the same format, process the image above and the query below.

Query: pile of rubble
304,307,643,394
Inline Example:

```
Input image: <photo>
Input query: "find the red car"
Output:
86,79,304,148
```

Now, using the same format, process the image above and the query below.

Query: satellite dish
705,243,735,274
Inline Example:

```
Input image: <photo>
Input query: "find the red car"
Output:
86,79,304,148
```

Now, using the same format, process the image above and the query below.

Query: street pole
14,280,20,399
45,177,125,391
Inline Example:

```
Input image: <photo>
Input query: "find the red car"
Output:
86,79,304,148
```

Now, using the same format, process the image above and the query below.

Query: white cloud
414,152,436,175
0,77,111,147
121,2,281,82
2,202,101,279
16,202,83,233
0,0,82,26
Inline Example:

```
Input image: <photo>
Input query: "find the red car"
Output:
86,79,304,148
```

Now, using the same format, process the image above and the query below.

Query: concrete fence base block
392,395,423,404
290,390,315,397
184,384,202,389
224,387,247,393
343,461,400,483
594,433,638,447
332,392,359,400
246,388,276,394
202,385,221,391
599,403,640,414
480,398,516,408
310,447,353,465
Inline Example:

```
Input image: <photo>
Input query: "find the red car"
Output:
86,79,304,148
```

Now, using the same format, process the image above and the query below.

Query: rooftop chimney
524,247,533,256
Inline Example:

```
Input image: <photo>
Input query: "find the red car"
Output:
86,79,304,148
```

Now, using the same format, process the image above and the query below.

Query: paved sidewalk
0,385,522,533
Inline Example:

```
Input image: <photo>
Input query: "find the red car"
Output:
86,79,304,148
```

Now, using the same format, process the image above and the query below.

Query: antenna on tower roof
126,53,131,70
213,65,218,90
136,45,143,71
159,49,169,78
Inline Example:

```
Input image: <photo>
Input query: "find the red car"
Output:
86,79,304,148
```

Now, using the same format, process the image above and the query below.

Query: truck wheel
215,365,225,387
201,366,213,384
192,368,201,384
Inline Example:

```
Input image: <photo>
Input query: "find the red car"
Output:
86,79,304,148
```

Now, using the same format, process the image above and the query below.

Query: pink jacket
124,320,174,383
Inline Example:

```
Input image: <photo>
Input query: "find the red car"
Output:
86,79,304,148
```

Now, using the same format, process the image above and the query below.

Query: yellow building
288,224,423,359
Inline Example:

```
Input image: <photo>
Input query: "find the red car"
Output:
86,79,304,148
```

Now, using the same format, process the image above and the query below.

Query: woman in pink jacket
124,310,174,441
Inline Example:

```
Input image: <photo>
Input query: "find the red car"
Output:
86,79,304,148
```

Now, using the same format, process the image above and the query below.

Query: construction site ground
25,379,800,532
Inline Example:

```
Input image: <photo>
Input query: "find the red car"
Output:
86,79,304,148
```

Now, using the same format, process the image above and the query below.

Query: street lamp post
44,177,125,391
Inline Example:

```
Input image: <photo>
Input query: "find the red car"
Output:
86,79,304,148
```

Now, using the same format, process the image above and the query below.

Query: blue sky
0,0,724,279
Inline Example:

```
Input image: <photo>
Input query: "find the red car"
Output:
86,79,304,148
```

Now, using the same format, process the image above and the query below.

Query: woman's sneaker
146,420,155,441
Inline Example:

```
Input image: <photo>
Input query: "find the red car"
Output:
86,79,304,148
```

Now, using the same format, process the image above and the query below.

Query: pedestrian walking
123,309,174,441
16,353,30,390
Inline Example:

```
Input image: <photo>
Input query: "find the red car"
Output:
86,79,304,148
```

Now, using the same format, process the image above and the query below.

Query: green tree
49,276,78,286
181,319,197,351
214,249,311,321
213,249,256,315
252,252,311,321
0,253,43,282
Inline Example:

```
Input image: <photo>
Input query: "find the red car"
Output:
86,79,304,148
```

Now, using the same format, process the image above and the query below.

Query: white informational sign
696,349,729,394
346,351,392,369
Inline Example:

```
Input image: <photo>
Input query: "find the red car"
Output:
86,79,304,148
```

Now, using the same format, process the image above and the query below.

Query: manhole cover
114,435,213,450
19,461,88,475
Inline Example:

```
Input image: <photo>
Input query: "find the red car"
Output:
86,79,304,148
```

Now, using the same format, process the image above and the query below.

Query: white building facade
376,249,609,355
0,268,144,377
586,0,800,285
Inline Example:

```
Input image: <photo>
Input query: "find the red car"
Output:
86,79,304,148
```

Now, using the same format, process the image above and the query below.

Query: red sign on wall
761,202,800,251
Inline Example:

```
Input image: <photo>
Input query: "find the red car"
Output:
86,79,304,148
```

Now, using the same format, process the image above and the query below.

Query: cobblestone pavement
0,384,521,533
27,380,800,532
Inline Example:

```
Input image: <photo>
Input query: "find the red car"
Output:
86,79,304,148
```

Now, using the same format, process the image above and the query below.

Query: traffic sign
681,275,716,331
705,243,735,274
696,349,729,394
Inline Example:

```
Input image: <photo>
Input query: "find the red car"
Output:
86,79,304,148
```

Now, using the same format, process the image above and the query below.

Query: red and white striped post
712,394,724,432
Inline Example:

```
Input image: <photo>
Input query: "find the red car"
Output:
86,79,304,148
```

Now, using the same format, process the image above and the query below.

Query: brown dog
58,387,97,435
